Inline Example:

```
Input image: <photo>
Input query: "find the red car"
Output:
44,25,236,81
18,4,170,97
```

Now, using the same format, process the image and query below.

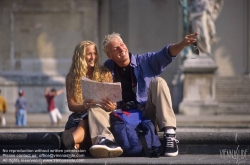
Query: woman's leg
63,119,91,150
72,119,91,149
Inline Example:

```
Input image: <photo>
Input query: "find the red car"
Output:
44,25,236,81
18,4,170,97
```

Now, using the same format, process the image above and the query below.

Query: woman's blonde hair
66,41,113,104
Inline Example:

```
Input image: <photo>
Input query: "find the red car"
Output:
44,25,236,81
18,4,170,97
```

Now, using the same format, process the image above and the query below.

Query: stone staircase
215,77,250,114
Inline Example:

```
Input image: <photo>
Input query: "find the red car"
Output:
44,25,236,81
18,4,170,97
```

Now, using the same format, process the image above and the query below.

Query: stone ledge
1,132,250,145
0,132,57,145
0,132,249,155
158,132,250,145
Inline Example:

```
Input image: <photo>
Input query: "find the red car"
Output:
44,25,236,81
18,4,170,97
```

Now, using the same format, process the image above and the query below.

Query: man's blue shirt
104,44,175,106
15,97,28,110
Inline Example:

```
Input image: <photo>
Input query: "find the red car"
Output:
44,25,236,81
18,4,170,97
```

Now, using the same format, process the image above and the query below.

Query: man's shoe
164,133,179,157
89,137,123,158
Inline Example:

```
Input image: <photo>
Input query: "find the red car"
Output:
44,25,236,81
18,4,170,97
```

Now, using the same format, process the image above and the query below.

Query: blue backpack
110,109,163,157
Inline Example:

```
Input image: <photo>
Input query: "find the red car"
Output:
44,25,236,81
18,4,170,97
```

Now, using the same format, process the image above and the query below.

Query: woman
62,41,116,151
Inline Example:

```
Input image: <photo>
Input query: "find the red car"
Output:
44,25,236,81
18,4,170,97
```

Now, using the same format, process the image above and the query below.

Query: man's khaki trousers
88,77,176,144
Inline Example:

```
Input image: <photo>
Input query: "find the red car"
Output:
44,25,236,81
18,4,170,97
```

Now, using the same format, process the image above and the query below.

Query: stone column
179,55,218,115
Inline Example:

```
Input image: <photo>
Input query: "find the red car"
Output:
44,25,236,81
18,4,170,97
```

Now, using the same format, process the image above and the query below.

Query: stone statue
188,0,223,55
179,0,191,59
179,0,222,116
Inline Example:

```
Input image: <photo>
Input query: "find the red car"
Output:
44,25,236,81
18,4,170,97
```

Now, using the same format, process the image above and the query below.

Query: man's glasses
191,42,200,59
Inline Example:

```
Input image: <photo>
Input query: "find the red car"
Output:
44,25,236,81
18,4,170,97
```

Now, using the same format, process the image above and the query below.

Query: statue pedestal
179,55,218,115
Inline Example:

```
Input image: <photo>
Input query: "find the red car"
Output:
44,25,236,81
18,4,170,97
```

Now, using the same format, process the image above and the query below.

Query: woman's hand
83,99,97,111
99,98,117,112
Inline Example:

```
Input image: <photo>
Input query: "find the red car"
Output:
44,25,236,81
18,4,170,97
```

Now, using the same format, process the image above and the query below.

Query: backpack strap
135,127,151,157
136,121,162,158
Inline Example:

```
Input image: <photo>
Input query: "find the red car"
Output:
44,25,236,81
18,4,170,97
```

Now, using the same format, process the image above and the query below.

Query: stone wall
0,0,99,113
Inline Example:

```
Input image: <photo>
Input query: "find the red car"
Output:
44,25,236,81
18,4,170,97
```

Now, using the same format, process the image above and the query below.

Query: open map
81,77,122,102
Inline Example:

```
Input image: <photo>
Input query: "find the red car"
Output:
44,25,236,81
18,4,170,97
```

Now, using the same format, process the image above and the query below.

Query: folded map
81,77,122,102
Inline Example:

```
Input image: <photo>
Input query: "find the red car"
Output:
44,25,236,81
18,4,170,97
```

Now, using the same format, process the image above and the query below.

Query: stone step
216,77,250,81
215,77,250,114
215,96,250,101
215,103,250,114
215,78,250,97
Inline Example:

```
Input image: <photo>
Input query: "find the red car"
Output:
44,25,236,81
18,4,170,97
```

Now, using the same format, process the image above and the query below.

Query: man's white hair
102,32,123,55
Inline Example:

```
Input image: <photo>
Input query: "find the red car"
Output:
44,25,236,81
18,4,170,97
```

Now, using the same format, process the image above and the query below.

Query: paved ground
1,154,250,165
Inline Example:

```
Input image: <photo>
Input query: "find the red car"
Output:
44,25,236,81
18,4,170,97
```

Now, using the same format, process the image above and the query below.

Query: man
102,32,198,157
0,89,8,126
44,87,64,125
15,89,28,126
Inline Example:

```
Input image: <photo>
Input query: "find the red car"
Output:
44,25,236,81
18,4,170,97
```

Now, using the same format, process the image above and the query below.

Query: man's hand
182,32,198,46
169,32,198,56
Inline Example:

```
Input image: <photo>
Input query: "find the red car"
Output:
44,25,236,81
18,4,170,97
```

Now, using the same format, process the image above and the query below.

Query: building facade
0,0,249,114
